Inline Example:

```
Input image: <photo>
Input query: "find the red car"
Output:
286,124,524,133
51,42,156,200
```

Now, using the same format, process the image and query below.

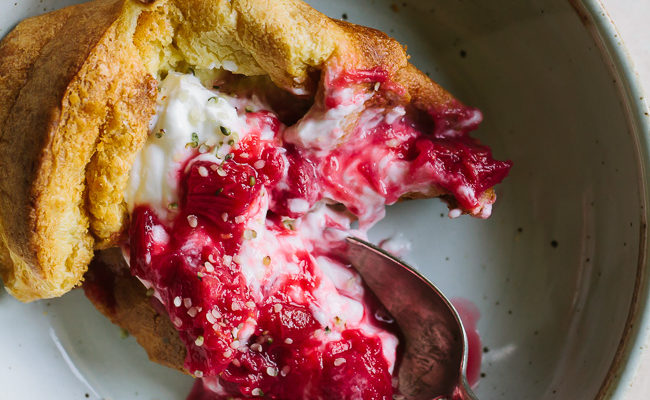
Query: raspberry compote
124,70,510,399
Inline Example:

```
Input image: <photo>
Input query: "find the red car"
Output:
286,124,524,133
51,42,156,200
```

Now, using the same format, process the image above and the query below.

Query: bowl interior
0,1,643,399
355,1,642,398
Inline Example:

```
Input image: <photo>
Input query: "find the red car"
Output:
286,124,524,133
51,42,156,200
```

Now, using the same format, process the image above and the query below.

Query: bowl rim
0,1,647,397
571,0,650,398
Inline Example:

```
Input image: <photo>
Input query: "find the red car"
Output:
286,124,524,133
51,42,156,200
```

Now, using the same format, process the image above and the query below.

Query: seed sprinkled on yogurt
251,343,262,352
204,261,214,272
187,214,198,228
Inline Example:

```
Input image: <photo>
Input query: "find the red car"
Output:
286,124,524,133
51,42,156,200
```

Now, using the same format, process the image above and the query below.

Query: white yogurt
125,72,245,219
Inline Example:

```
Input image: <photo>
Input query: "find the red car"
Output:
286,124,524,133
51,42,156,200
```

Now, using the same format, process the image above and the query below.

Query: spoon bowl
345,237,477,400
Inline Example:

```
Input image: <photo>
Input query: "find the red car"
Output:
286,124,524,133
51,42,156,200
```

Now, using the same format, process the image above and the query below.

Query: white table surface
604,1,650,90
601,0,650,398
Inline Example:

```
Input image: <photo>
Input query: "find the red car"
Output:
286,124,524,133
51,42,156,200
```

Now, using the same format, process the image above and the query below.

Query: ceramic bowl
0,0,648,399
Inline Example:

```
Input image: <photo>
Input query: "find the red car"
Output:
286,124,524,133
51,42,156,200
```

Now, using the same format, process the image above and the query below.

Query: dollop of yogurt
126,72,244,220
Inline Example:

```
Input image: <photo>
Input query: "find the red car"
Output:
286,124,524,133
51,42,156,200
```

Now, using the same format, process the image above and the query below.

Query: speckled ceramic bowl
0,1,648,399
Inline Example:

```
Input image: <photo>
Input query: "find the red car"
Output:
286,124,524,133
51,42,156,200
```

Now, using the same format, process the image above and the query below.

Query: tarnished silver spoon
345,237,478,400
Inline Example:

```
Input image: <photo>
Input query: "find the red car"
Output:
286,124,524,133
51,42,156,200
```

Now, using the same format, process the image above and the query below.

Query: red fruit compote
123,69,510,399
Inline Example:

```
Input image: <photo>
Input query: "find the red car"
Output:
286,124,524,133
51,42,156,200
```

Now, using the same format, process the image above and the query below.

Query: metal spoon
345,237,478,400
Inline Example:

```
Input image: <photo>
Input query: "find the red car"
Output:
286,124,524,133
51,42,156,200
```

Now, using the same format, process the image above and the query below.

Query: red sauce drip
451,298,482,387
328,67,390,87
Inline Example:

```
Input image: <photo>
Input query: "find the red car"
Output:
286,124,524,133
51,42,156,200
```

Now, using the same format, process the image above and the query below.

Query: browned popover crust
83,248,186,371
0,0,156,301
0,0,467,302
